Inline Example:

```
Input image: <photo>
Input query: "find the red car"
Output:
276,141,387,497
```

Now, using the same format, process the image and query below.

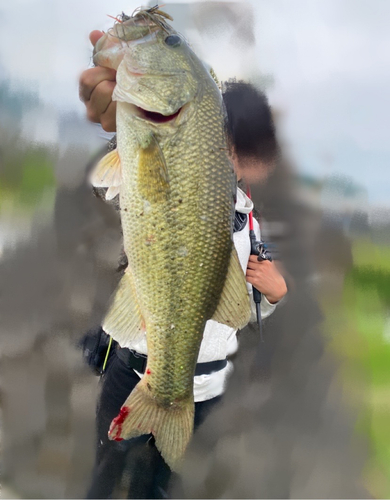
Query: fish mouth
135,105,182,124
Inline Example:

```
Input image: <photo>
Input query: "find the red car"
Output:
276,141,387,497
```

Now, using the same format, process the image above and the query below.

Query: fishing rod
246,185,273,342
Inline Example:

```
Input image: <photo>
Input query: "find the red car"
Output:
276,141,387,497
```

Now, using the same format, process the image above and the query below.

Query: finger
245,269,257,278
100,101,117,132
248,255,271,264
246,276,256,286
90,30,104,47
247,259,270,271
248,255,261,263
247,260,265,270
79,67,116,103
86,80,116,122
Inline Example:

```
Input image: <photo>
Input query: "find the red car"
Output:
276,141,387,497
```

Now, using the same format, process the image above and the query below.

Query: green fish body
90,9,251,470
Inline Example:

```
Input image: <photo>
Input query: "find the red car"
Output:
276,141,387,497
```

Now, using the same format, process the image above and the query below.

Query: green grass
326,238,390,498
0,147,55,212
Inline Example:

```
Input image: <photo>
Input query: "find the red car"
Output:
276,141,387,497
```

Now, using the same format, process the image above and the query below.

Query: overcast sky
1,0,389,206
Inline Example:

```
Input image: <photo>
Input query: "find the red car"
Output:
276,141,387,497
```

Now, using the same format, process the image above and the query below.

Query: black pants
86,350,221,499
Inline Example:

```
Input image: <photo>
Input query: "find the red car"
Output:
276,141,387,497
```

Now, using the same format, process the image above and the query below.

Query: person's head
222,80,279,183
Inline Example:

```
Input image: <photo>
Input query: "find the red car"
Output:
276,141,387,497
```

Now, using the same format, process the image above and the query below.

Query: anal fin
103,269,145,346
211,247,251,329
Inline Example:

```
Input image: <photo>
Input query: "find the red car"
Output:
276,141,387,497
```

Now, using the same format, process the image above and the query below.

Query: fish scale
91,8,251,470
118,83,231,422
124,91,230,403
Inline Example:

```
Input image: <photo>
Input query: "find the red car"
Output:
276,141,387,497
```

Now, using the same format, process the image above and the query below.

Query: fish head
113,28,199,120
93,7,204,121
93,9,206,125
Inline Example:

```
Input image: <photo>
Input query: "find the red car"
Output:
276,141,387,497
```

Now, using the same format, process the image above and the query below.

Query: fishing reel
251,238,273,263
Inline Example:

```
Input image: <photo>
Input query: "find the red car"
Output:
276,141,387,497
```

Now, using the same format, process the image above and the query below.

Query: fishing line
102,335,113,373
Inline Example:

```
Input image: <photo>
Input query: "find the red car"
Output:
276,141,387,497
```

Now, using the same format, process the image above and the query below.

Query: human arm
79,31,117,132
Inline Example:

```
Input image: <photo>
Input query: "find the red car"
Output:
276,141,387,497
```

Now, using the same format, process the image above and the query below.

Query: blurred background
0,0,389,497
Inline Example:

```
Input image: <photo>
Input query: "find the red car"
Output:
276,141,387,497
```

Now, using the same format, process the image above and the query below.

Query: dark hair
222,80,279,163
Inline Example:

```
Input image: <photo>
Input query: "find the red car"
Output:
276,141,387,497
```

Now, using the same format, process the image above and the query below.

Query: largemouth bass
90,7,251,470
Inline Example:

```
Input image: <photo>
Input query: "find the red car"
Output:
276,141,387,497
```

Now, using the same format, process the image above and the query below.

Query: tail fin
108,379,194,471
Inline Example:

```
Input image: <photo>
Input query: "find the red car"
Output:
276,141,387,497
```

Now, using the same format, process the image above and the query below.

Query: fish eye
164,35,181,47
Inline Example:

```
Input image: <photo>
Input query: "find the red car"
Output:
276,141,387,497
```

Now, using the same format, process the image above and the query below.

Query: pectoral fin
105,185,121,200
103,269,145,346
90,149,122,201
211,248,251,329
138,134,169,203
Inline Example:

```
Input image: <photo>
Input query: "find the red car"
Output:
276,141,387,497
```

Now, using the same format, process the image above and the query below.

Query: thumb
89,30,104,47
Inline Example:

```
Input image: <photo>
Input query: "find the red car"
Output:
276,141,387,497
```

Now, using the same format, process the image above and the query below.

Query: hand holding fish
246,256,287,304
79,31,117,132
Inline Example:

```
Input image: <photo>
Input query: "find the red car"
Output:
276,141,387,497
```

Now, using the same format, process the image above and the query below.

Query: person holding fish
79,7,287,498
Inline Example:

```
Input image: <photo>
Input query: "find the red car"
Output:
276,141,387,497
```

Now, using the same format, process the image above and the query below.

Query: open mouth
136,106,182,123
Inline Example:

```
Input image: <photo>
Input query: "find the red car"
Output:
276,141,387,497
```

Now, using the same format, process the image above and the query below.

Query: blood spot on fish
146,369,151,375
145,234,156,246
109,406,130,441
116,406,130,423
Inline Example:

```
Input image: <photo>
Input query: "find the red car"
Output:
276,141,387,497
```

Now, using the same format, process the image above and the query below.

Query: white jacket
127,188,277,401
